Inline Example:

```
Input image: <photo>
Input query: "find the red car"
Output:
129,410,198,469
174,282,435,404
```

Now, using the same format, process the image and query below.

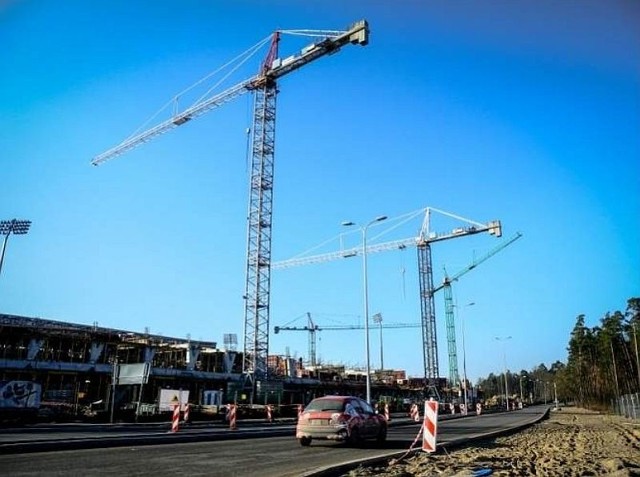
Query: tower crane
272,206,503,385
274,312,426,368
90,20,369,390
436,231,522,386
274,231,521,382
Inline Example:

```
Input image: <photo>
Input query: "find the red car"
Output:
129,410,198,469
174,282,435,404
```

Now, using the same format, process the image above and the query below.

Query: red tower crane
91,21,370,393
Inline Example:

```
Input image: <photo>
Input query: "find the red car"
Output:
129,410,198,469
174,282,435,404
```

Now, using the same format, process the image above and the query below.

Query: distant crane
272,207,503,384
274,311,425,368
90,20,370,390
436,232,522,386
275,232,521,381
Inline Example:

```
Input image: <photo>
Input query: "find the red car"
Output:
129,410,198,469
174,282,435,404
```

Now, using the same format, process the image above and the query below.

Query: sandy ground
344,407,640,476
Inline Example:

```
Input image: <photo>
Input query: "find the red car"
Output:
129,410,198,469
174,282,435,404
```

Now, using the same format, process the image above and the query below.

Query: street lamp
343,215,387,404
456,302,475,413
495,336,512,410
372,312,384,373
0,219,32,279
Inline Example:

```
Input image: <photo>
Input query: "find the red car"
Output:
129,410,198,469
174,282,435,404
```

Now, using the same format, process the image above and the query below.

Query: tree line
475,298,640,409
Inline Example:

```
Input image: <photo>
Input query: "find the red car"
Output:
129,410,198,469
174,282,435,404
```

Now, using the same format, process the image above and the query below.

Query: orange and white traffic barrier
266,404,272,423
449,402,455,414
410,403,420,422
476,402,482,416
384,403,390,422
421,400,439,453
171,404,180,433
183,403,190,423
227,404,237,430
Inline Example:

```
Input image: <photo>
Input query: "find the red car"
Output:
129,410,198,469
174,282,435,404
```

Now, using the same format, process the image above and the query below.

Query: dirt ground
344,407,640,476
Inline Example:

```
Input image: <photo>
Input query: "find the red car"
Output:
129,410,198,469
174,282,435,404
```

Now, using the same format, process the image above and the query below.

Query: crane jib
90,21,368,167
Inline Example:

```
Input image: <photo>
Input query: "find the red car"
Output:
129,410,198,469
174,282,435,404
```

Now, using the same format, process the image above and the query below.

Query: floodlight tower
0,219,32,279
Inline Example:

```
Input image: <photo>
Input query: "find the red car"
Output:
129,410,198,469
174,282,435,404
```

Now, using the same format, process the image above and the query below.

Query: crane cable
124,35,273,143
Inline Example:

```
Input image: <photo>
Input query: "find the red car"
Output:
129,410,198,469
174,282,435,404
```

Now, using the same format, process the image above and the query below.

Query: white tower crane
90,21,370,395
274,312,424,368
275,231,521,385
272,206,503,387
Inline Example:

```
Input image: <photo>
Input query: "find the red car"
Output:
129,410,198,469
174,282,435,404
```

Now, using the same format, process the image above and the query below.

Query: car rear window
305,399,344,412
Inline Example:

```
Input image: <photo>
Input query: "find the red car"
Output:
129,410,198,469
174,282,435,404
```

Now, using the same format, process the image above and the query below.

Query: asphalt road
0,406,548,476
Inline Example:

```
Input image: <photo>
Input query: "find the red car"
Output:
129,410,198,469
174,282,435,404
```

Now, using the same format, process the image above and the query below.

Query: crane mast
242,20,368,387
418,242,439,384
91,20,370,395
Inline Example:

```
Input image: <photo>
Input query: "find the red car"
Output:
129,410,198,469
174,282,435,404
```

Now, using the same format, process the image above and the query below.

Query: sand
345,407,640,476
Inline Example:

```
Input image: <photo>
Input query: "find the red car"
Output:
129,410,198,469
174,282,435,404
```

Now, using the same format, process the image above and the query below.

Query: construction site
1,19,522,423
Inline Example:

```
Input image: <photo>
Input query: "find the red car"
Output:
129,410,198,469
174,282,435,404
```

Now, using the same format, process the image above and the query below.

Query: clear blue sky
1,1,638,383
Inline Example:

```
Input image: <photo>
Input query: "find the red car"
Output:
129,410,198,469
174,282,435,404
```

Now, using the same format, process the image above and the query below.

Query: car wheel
376,426,387,446
348,427,362,447
299,437,311,447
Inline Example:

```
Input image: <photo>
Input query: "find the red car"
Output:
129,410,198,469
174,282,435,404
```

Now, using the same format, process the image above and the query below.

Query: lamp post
343,215,387,404
495,336,512,410
457,302,475,412
0,219,32,279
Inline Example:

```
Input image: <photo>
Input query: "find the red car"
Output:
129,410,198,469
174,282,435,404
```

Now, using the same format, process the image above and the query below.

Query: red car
295,395,387,446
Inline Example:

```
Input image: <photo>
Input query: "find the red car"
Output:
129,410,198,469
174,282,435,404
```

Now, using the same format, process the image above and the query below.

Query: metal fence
612,393,640,420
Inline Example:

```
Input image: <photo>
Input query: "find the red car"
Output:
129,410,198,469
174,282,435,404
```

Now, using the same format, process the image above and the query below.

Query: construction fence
612,393,640,420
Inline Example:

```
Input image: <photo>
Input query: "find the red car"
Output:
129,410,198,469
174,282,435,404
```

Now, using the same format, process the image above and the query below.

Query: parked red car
296,395,387,446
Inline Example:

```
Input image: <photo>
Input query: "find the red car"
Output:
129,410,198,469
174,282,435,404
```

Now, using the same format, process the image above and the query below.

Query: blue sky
1,1,638,383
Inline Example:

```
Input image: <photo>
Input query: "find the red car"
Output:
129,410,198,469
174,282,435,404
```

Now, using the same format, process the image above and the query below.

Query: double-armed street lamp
342,215,387,404
495,335,512,410
0,219,32,279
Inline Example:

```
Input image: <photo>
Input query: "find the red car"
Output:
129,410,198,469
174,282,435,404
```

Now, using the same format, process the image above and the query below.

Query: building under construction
0,313,428,423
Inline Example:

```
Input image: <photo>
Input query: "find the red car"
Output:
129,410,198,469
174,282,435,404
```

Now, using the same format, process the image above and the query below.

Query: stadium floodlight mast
342,215,387,404
0,219,32,279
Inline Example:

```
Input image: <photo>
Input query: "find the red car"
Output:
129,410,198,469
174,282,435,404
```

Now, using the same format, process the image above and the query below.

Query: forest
475,297,640,409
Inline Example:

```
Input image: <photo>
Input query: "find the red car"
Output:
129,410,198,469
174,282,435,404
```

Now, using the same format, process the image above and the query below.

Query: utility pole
495,336,512,410
519,375,524,404
457,302,475,413
110,356,118,424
